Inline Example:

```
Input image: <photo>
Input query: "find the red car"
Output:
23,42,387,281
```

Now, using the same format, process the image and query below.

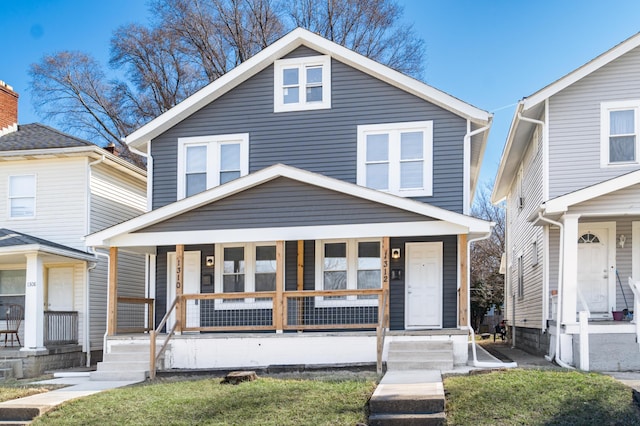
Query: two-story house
0,81,147,377
86,28,493,378
493,33,640,371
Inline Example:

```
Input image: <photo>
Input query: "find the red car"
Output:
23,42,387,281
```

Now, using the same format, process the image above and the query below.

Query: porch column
561,214,580,325
175,244,184,334
381,237,390,324
107,247,118,336
23,253,45,350
458,234,468,328
275,241,285,333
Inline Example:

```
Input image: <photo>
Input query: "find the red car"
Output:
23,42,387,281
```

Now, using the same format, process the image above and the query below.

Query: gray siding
151,47,466,212
140,177,432,233
571,183,640,215
548,45,640,199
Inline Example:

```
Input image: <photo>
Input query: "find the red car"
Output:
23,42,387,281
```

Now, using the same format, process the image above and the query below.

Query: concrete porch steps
386,340,454,371
368,370,445,426
91,343,156,382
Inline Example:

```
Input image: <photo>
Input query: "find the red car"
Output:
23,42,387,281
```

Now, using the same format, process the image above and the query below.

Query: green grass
445,369,640,425
32,376,377,425
0,385,50,402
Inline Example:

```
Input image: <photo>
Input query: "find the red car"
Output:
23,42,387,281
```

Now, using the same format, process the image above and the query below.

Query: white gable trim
523,32,640,111
543,169,640,214
125,28,491,151
86,164,492,247
0,244,95,262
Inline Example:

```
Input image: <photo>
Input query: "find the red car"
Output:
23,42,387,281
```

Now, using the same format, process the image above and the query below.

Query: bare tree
470,184,505,332
29,0,425,164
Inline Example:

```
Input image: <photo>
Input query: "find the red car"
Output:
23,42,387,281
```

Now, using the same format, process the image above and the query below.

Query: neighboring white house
0,81,147,377
492,33,640,371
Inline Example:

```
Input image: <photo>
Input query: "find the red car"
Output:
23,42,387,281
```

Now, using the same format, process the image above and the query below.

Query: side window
274,55,331,112
177,134,248,200
601,101,640,166
8,175,36,218
357,121,433,197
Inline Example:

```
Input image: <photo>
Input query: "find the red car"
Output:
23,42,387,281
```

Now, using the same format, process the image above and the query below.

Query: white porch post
23,253,45,350
561,214,580,325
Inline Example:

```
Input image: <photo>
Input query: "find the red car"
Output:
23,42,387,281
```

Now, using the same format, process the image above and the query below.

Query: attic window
274,55,331,112
601,100,640,166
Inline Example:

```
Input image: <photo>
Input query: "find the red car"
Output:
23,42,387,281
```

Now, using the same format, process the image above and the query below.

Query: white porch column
23,253,45,350
561,214,580,325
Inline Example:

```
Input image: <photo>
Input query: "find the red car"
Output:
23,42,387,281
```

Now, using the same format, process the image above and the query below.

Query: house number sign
27,281,37,287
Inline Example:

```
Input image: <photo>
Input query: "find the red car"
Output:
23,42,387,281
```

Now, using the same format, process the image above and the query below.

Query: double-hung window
177,134,248,199
8,175,35,218
274,55,331,112
357,121,433,197
315,239,382,306
601,101,640,166
214,242,276,309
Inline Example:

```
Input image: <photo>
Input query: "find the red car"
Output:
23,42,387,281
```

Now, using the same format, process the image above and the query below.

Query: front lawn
33,375,377,425
445,369,640,425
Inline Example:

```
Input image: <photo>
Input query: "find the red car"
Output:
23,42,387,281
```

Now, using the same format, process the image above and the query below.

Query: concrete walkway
0,375,142,423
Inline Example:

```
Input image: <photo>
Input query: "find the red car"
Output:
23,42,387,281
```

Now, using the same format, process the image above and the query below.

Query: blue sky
3,0,640,189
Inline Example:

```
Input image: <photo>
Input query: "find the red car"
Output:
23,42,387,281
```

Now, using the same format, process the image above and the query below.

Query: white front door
168,251,201,329
577,224,614,317
405,242,442,329
47,267,74,311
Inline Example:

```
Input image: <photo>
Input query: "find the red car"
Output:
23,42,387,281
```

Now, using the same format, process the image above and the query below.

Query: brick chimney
0,81,18,135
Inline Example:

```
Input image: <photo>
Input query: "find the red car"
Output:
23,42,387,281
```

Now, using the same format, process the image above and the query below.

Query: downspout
91,249,111,357
85,155,105,367
468,231,518,368
536,211,574,369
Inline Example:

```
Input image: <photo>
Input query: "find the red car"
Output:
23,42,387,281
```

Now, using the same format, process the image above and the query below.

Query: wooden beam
107,246,118,336
274,241,285,332
381,237,390,326
458,234,468,328
175,244,184,333
297,240,304,291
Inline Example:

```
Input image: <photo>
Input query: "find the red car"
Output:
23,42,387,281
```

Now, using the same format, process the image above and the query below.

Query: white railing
628,278,640,352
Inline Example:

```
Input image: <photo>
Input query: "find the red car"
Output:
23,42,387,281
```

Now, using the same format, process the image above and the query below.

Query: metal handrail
149,297,179,380
628,278,640,352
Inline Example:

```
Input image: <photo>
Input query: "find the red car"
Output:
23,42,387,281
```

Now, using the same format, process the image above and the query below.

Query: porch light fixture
205,256,215,267
618,234,626,248
391,248,401,259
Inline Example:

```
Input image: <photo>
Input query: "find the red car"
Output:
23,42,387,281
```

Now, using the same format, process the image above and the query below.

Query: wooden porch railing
116,297,154,333
44,311,78,346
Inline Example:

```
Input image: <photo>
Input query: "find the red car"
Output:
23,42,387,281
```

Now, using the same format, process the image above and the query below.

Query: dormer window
274,55,331,112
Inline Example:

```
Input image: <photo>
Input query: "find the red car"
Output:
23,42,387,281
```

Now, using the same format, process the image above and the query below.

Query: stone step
368,412,446,426
369,391,444,414
0,406,45,422
0,360,22,380
387,351,453,362
386,360,454,371
96,360,149,372
103,352,149,363
108,344,150,354
388,341,452,351
90,370,148,381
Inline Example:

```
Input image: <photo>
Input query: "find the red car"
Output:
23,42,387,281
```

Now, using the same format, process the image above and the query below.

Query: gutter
467,231,518,368
464,122,492,214
536,211,574,370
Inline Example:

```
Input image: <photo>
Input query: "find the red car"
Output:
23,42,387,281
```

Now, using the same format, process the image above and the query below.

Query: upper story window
601,100,640,166
357,121,433,197
8,175,35,218
177,134,249,199
274,55,331,113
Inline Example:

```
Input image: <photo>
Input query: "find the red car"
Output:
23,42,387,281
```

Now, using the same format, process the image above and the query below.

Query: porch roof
0,229,96,263
86,164,492,249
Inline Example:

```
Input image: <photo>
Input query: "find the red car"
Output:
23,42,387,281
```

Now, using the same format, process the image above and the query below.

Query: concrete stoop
368,370,445,426
386,340,454,371
0,405,51,425
0,360,22,381
91,343,153,381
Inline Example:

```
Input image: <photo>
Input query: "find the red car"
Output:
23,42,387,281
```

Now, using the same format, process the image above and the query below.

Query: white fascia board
523,32,640,111
126,28,491,151
0,244,95,262
492,102,525,204
543,169,640,214
104,221,471,248
86,164,492,246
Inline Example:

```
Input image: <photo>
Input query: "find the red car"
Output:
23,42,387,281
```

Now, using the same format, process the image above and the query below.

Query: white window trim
8,174,36,220
274,55,331,113
214,242,276,310
177,134,249,200
314,238,382,307
600,100,640,167
356,121,433,197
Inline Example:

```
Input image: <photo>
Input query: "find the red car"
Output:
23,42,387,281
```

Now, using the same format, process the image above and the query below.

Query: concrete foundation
514,326,550,356
0,346,89,378
574,333,640,371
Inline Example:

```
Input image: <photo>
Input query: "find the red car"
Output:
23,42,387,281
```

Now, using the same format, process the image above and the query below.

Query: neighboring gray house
493,33,640,371
87,28,493,375
0,81,147,377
